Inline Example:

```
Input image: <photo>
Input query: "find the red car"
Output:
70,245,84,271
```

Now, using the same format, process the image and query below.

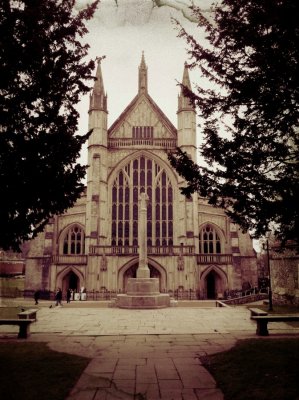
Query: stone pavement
1,299,299,399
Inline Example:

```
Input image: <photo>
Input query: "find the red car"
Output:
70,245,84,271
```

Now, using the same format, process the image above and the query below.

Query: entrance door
62,271,79,293
206,271,216,299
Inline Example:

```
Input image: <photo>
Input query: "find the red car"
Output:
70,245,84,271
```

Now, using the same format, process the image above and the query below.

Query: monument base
117,278,170,309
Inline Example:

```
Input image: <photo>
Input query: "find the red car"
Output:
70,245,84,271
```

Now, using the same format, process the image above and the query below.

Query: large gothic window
63,225,85,255
111,156,173,247
199,225,221,254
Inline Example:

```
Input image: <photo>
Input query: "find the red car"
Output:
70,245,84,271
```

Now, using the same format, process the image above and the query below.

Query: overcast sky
76,0,212,164
75,1,260,250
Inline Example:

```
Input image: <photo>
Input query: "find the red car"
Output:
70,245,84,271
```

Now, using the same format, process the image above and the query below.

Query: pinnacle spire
138,51,148,95
181,62,191,91
89,57,107,113
178,63,194,112
94,57,105,95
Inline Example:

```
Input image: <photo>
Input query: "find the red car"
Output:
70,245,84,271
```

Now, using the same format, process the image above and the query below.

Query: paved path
1,300,299,399
26,305,255,335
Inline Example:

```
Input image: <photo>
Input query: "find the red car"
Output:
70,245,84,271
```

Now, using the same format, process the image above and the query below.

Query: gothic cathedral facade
25,55,258,299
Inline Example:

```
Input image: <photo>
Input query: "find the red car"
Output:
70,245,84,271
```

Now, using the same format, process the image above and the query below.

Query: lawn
250,304,299,327
0,306,21,318
203,338,299,400
0,342,90,400
257,304,299,314
0,277,24,297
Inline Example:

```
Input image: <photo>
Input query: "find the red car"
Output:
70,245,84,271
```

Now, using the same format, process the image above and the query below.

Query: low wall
223,293,268,305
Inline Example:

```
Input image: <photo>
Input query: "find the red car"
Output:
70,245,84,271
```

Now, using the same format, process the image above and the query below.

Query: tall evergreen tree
0,0,99,251
169,0,299,247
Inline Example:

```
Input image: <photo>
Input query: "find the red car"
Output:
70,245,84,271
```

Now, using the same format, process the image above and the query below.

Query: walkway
1,299,298,399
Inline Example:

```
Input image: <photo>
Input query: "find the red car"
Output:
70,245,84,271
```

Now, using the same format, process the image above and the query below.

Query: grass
0,307,21,318
203,339,299,400
256,304,299,314
250,304,299,327
0,276,25,291
0,342,90,400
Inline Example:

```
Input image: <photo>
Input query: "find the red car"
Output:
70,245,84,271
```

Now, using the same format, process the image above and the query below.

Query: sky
75,0,213,164
74,0,260,251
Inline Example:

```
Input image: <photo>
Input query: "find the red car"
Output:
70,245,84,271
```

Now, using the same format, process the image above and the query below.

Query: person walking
55,288,63,306
66,288,72,303
34,290,40,305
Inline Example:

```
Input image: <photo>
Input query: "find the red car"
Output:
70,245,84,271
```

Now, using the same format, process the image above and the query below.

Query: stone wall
271,249,299,306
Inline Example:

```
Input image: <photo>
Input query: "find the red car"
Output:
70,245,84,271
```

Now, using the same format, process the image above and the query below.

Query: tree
0,0,99,251
169,0,299,248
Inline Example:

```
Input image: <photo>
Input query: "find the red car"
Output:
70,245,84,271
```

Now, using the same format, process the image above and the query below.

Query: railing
90,245,195,256
52,255,88,265
197,254,232,264
108,138,177,149
49,251,232,264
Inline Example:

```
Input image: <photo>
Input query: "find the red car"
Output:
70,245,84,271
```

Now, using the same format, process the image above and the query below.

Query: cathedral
25,54,258,300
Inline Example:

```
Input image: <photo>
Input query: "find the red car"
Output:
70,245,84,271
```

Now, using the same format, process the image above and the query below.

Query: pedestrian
34,290,40,305
66,288,72,303
55,288,63,306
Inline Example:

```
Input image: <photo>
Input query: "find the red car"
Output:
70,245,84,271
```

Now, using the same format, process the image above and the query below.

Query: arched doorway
206,271,216,299
62,271,79,294
200,266,227,300
123,263,161,291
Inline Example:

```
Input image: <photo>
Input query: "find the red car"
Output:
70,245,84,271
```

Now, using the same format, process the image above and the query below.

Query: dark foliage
169,0,299,247
0,0,99,251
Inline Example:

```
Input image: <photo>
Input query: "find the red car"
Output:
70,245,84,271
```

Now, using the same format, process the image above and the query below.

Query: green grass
0,342,90,400
203,339,299,400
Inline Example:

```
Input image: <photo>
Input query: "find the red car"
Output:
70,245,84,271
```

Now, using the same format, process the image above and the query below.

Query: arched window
199,225,221,254
63,225,85,255
111,156,173,246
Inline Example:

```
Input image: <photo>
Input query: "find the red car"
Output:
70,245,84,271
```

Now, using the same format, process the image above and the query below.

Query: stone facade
25,55,258,299
271,245,299,306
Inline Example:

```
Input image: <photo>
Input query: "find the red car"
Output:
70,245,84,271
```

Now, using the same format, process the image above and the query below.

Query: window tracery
63,225,85,255
111,156,173,246
199,225,221,254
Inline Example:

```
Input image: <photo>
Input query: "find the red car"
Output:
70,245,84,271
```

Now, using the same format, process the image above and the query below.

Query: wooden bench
18,309,38,321
0,319,35,339
249,308,268,318
251,315,299,336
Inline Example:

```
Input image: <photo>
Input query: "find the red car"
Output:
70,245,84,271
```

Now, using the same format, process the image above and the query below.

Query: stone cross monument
116,192,171,308
137,192,150,278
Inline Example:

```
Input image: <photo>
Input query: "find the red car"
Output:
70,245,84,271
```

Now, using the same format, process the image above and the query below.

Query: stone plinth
117,278,170,309
126,277,160,295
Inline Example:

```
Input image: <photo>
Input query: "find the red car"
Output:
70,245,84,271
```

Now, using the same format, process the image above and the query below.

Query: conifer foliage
0,0,99,251
169,0,299,247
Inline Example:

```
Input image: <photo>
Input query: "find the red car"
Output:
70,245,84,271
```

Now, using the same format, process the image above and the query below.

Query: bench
249,308,268,318
251,315,299,336
18,309,38,321
0,319,35,339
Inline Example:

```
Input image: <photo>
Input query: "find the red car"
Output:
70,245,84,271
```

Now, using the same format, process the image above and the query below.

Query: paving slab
1,300,299,399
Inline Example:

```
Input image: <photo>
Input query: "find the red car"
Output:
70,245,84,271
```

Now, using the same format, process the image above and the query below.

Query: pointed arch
200,265,228,282
118,257,167,291
108,150,178,188
56,266,85,294
58,223,85,255
200,265,228,300
109,152,176,248
198,222,225,254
